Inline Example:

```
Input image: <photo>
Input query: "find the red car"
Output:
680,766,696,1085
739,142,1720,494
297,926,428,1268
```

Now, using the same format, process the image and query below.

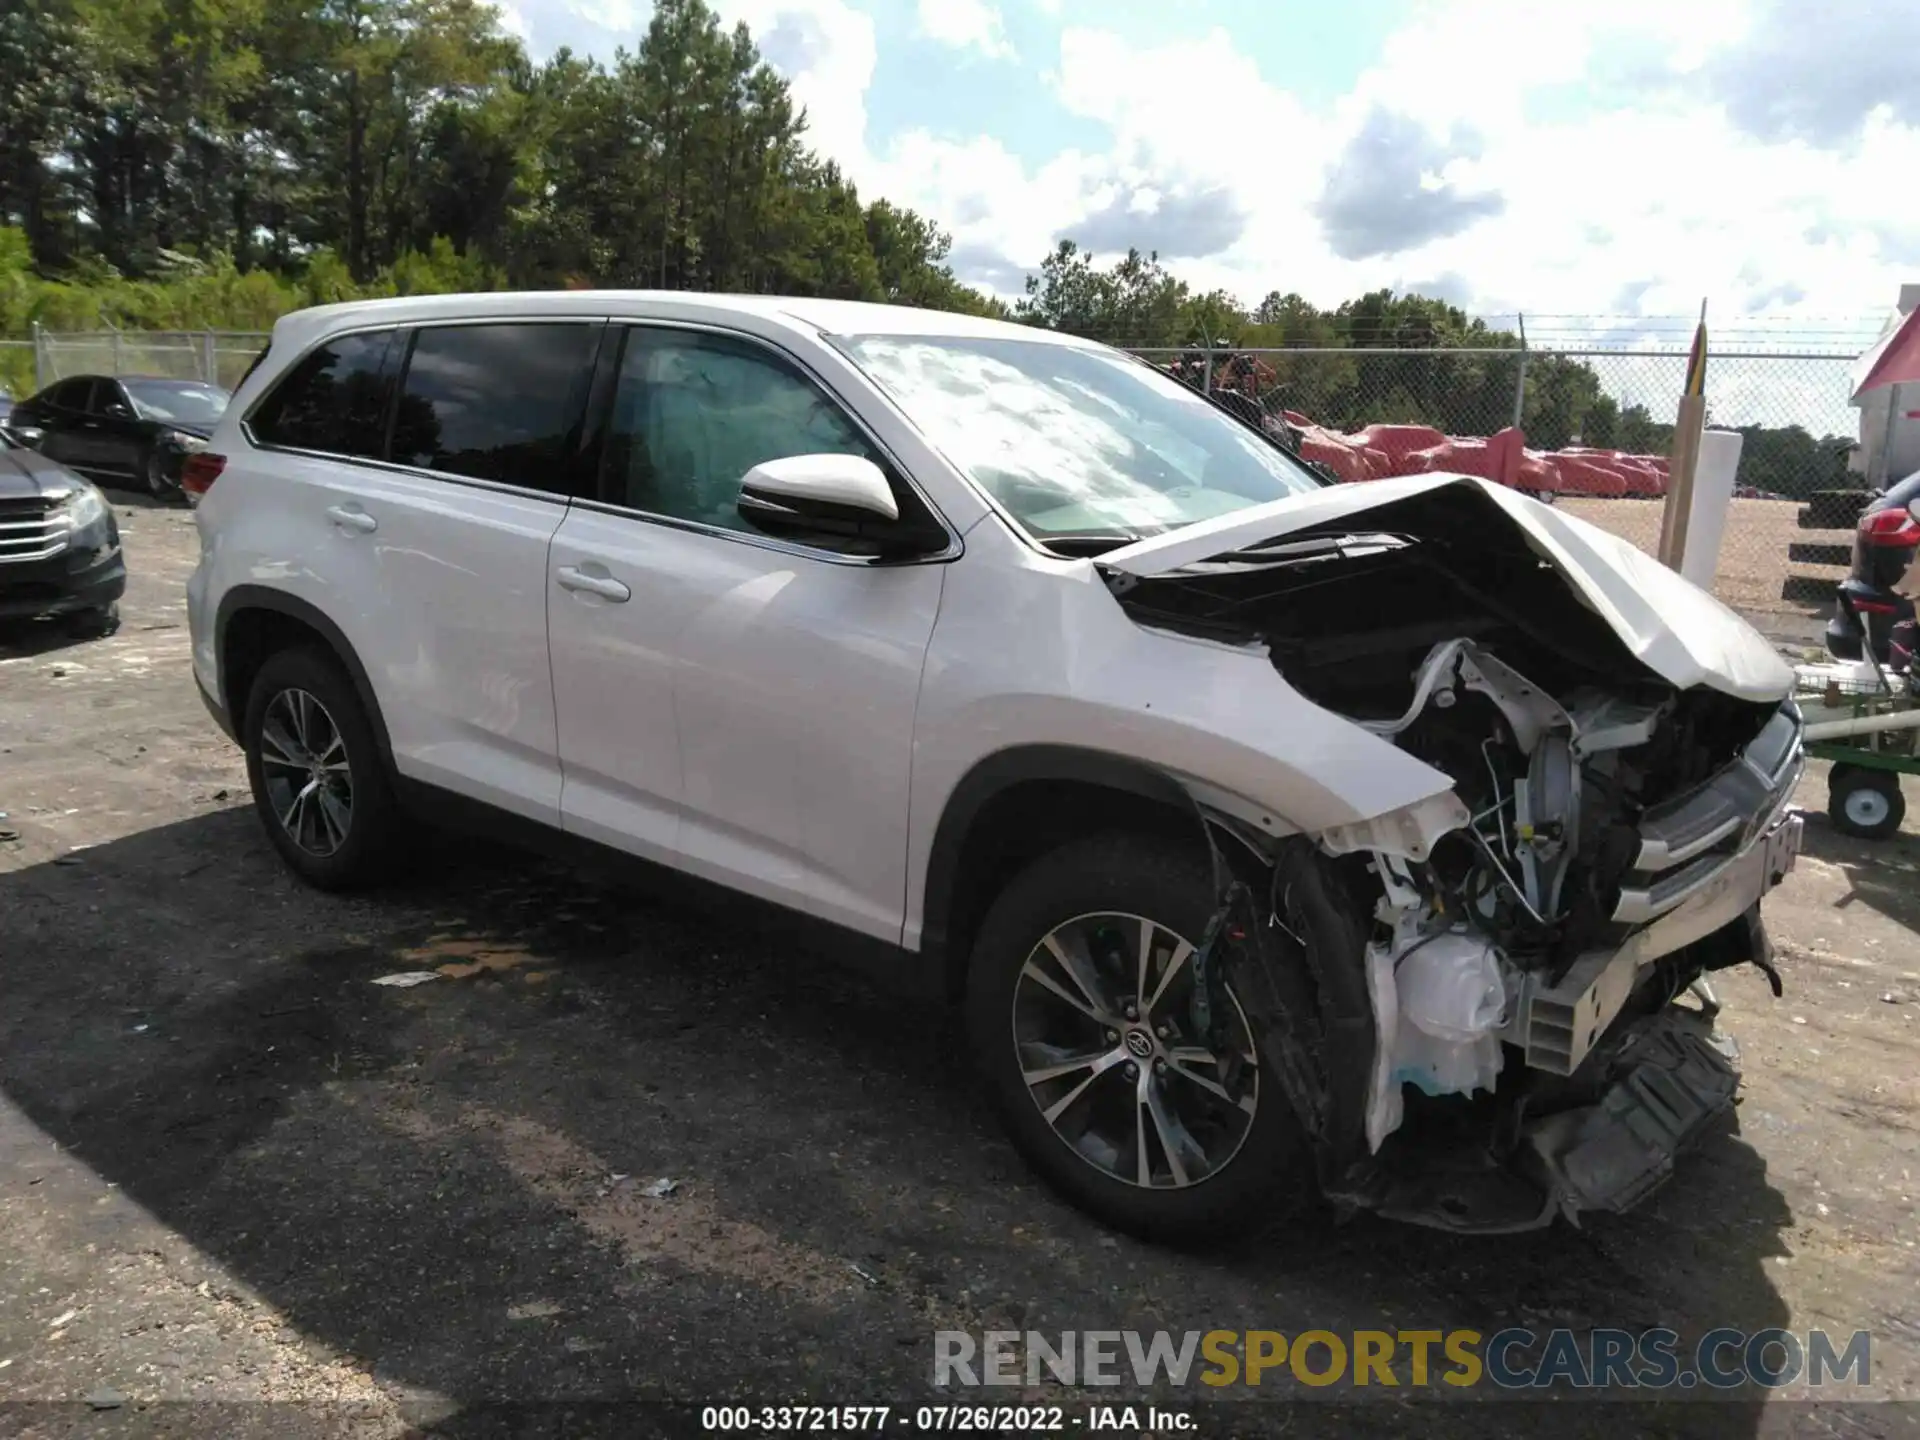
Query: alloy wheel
1011,911,1259,1190
258,687,354,856
1843,786,1892,831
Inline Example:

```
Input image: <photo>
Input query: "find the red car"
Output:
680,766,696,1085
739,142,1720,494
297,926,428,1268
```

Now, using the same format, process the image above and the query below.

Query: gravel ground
1,500,1916,1439
1562,497,1832,648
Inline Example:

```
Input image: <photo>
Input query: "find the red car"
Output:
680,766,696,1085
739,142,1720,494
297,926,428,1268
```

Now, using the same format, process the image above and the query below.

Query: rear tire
965,832,1312,1244
242,647,402,890
1829,765,1905,841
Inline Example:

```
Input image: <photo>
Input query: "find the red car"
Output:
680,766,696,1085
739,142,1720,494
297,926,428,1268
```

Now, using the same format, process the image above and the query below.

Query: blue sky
506,0,1920,355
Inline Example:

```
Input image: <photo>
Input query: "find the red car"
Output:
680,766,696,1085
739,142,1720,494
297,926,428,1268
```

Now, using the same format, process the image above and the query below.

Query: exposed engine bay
1102,486,1807,1231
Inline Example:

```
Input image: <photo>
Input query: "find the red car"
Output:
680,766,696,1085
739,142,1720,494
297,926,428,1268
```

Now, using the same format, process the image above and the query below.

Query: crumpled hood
1096,473,1794,703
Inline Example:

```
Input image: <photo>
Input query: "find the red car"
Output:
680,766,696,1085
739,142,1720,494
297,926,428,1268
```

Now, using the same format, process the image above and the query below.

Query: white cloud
494,0,533,41
916,0,1016,61
567,0,640,27
541,0,1920,341
1319,0,1920,321
717,0,878,170
889,3,1920,336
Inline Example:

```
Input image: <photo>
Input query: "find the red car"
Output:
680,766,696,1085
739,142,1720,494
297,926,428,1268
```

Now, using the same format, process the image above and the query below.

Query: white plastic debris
641,1177,679,1198
1365,932,1506,1153
370,972,440,988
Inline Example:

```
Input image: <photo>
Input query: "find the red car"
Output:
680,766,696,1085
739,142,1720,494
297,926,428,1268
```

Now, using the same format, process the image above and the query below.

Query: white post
1511,313,1528,430
1680,429,1744,589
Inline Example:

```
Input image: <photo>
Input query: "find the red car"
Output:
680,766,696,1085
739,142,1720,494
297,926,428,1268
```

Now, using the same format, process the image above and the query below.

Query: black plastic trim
917,745,1201,968
214,585,396,771
196,670,235,742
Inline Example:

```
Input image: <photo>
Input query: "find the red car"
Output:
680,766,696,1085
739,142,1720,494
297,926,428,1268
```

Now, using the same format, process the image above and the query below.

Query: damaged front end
1103,481,1806,1232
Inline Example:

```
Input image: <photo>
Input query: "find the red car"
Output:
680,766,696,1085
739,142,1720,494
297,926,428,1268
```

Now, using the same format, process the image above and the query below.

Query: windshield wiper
1038,531,1148,558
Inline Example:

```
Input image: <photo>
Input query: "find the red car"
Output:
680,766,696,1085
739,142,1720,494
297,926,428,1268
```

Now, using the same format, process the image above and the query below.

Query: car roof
46,374,219,386
268,290,1099,353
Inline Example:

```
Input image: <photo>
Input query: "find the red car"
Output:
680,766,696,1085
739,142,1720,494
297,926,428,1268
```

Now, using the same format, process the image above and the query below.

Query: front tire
965,833,1311,1243
242,647,401,889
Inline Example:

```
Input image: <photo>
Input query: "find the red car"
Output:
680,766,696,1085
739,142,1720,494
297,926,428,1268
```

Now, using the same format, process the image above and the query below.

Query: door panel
545,511,694,865
549,324,949,939
672,543,943,937
308,464,569,822
549,509,942,933
92,381,145,475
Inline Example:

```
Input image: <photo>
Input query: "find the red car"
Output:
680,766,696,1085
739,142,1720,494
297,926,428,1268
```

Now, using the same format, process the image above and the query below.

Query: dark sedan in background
5,374,229,500
0,428,125,636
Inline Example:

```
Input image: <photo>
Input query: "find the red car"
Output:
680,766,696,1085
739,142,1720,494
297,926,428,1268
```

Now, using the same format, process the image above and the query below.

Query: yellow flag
1683,317,1707,398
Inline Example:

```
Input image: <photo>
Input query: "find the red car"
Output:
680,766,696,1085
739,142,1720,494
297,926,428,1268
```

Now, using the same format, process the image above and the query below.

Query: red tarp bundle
1269,412,1669,495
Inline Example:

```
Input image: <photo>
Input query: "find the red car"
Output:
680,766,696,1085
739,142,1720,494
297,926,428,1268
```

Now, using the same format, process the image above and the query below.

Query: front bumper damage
1197,654,1805,1235
1513,711,1803,1079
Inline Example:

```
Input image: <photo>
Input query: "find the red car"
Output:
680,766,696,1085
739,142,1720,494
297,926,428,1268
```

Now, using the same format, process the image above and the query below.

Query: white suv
187,293,1805,1240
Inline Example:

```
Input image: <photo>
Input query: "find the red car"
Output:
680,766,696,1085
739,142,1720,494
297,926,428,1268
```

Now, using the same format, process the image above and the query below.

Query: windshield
834,334,1320,545
124,380,230,426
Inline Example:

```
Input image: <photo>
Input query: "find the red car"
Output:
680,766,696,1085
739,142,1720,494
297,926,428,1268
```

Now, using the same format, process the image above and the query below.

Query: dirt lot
1564,498,1833,647
1,501,1917,1438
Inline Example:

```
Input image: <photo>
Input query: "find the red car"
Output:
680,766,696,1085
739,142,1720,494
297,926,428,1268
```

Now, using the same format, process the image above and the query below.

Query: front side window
835,334,1321,547
249,329,397,459
600,327,880,534
389,322,599,492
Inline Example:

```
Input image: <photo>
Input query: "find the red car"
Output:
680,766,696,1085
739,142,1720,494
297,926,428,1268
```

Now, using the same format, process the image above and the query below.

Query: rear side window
388,323,599,493
250,330,397,459
48,378,97,411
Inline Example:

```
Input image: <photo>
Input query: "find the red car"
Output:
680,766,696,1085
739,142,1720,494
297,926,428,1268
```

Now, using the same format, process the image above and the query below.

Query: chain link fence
19,327,272,393
1127,342,1863,645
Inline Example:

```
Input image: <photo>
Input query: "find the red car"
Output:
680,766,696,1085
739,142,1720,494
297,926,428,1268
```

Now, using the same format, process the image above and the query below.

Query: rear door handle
556,564,631,603
326,504,378,534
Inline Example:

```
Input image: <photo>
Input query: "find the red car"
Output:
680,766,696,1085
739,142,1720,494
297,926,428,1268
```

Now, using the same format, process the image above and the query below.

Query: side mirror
104,402,132,419
739,453,898,522
6,424,45,449
737,453,947,559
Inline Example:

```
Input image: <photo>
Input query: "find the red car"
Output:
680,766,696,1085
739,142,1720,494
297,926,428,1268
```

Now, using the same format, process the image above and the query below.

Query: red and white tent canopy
1852,299,1920,401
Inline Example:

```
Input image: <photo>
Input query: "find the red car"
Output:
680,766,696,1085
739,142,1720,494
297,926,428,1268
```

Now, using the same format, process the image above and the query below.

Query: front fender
904,537,1461,949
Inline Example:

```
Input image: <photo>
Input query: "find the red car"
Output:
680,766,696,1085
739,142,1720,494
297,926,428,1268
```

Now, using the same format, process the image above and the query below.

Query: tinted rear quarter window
250,329,397,458
49,379,97,411
389,323,599,493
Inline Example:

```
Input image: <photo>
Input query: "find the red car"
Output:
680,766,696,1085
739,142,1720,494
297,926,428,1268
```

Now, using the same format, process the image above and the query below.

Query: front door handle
556,564,631,603
326,504,378,534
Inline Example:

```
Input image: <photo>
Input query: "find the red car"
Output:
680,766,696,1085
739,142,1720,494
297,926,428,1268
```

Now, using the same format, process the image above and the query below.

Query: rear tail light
181,452,226,496
1859,507,1920,547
